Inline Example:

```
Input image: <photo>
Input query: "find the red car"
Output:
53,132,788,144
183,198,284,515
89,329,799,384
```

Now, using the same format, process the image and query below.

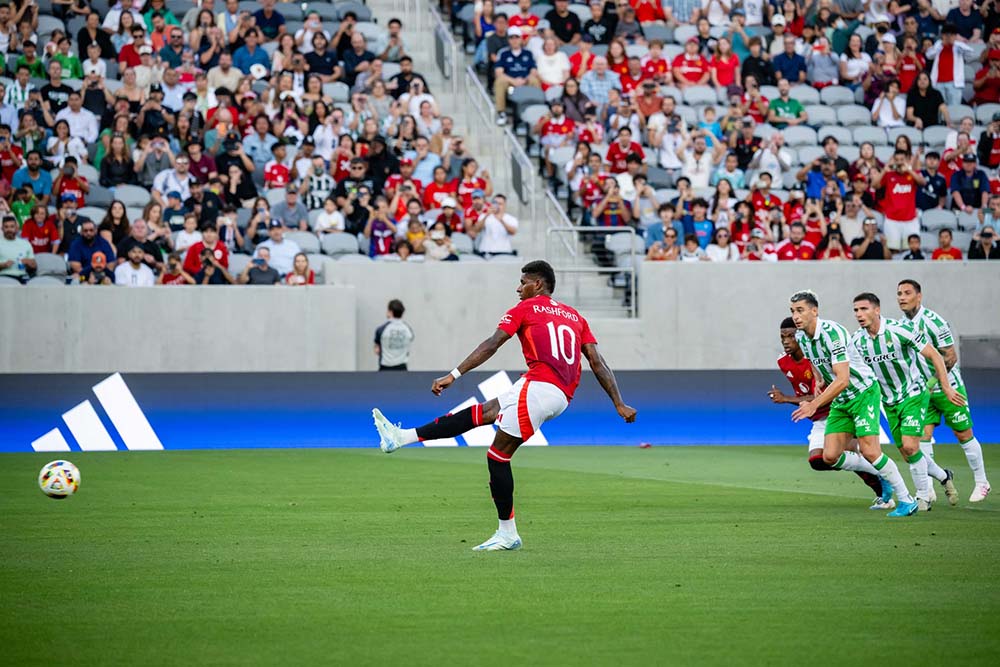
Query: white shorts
884,217,919,252
808,420,826,451
496,377,568,441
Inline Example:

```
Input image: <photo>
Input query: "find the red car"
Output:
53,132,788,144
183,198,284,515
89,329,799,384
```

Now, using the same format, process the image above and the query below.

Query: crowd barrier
2,370,997,453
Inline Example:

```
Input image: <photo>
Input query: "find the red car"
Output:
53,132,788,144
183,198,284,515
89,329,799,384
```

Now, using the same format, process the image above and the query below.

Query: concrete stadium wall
3,263,998,372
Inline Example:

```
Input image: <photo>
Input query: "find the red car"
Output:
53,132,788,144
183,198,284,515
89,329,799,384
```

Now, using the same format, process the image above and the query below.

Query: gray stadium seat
975,103,1000,124
796,146,824,165
919,231,938,253
605,232,645,255
114,185,152,208
0,275,20,286
323,82,350,103
683,86,717,106
544,85,564,102
952,231,973,252
922,125,951,147
34,253,67,276
783,126,817,147
643,24,673,44
921,209,957,231
518,104,549,137
310,4,340,21
27,276,65,286
816,126,854,146
659,85,683,102
804,105,836,126
451,232,475,254
335,2,373,22
888,126,922,145
646,166,673,189
86,184,113,207
321,233,360,256
78,206,106,221
753,124,778,141
286,231,320,254
838,105,872,126
458,254,486,262
839,145,860,162
228,253,252,276
789,85,819,105
265,188,286,207
955,211,980,231
853,126,888,146
760,85,780,100
305,253,331,283
278,4,304,21
336,254,373,263
672,24,697,44
873,145,895,162
820,86,855,106
946,104,975,124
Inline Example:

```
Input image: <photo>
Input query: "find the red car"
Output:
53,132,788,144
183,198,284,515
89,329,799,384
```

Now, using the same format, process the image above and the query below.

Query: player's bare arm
937,344,958,371
768,385,813,405
920,343,966,407
431,329,513,396
792,361,849,422
582,343,637,422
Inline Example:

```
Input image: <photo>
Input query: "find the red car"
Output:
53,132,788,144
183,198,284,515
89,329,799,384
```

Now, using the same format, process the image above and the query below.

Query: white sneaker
869,497,896,510
372,408,404,453
917,498,932,512
927,485,937,503
472,530,522,551
969,483,991,503
496,112,507,126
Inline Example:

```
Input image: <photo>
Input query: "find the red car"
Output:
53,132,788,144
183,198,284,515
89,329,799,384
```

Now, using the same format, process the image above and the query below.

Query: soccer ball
38,460,81,499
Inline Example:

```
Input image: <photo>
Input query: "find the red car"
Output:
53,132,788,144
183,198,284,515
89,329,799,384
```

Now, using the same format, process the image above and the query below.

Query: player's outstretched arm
920,343,967,407
768,385,812,405
431,329,513,396
582,343,637,423
792,361,849,422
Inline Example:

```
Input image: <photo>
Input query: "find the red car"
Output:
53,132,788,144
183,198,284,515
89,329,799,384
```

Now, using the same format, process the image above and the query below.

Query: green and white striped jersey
852,317,928,405
903,306,964,392
795,319,876,404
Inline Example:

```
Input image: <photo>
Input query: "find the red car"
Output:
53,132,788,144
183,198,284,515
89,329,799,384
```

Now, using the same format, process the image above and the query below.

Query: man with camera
11,151,52,207
239,246,280,285
871,149,926,254
191,227,235,285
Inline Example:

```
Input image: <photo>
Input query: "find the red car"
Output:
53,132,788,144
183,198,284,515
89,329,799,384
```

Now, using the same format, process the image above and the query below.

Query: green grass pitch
2,446,998,666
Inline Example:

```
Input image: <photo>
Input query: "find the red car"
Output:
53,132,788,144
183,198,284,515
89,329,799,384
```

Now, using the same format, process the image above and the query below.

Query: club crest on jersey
804,369,812,379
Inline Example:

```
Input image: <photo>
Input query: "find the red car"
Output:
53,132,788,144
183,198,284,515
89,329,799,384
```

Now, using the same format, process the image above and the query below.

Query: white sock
837,451,880,475
499,518,517,537
400,428,419,445
920,439,936,460
909,456,930,501
923,454,947,482
875,455,914,504
961,437,989,485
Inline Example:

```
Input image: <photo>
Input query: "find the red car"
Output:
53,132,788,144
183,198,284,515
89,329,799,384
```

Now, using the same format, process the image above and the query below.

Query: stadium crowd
0,0,521,286
467,0,1000,262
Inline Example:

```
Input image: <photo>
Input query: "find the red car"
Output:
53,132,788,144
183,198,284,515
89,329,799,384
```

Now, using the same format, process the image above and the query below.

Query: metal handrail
543,189,576,258
427,4,458,95
546,226,638,318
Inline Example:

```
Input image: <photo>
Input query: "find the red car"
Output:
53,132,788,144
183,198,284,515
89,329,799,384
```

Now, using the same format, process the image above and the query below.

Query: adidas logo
31,373,164,453
423,371,548,447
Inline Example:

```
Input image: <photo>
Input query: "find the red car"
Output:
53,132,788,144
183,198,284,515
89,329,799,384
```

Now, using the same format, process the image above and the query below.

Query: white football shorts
883,216,919,252
808,420,826,451
496,377,568,441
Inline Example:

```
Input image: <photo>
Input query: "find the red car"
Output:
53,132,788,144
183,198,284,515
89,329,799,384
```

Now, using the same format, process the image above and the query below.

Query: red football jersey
774,239,815,261
777,354,830,421
605,141,644,173
498,295,597,400
422,180,458,210
21,219,60,254
880,170,917,222
672,54,709,84
641,56,669,80
457,176,488,210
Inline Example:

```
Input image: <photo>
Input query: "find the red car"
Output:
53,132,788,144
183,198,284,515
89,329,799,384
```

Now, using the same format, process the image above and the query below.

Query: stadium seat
335,1,373,23
626,44,648,59
955,211,980,231
804,105,836,126
265,188,286,207
659,84,683,101
816,126,854,147
508,86,546,122
797,146,824,165
278,5,304,21
517,104,549,138
452,232,475,254
486,254,521,262
853,126,888,146
645,166,673,189
305,253,331,283
820,86,855,107
873,145,895,162
323,82,350,103
544,85,564,102
753,124,778,141
789,85,819,105
78,206,106,221
922,125,951,147
310,3,340,21
125,208,144,223
839,145,860,162
0,275,20,286
918,231,937,253
458,253,486,262
838,105,872,126
228,254,252,276
605,232,644,256
921,209,957,231
783,126,817,147
673,24,697,44
760,85,780,100
952,230,973,252
683,86,717,106
26,276,65,287
354,22,388,53
946,104,975,123
888,126,922,144
643,24,673,44
286,231,320,254
975,103,1000,124
34,253,67,276
336,254,373,263
322,233,360,256
114,185,152,208
237,208,253,228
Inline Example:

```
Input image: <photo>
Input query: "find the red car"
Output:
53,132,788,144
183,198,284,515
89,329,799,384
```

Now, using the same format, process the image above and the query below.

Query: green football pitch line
1,446,998,666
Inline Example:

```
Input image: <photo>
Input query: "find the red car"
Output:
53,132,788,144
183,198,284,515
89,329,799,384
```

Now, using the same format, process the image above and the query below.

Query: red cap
989,49,1000,61
400,157,414,166
687,37,699,44
853,173,867,182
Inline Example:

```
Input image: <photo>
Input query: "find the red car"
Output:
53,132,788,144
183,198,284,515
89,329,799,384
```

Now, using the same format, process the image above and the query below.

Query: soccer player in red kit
769,318,892,508
372,260,637,551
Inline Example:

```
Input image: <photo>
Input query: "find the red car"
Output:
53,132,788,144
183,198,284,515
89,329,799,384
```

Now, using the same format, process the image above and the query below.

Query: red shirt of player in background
497,294,597,401
777,354,830,421
880,169,917,221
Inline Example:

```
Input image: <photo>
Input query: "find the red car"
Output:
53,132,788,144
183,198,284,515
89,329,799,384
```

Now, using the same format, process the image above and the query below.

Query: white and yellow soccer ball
38,460,81,499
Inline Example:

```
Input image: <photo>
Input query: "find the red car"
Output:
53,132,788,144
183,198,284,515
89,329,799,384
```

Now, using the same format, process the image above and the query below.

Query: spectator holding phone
239,246,280,284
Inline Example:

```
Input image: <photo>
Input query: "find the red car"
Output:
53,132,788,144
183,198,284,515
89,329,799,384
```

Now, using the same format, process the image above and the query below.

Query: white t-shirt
477,213,518,254
839,52,872,82
873,95,905,128
702,0,729,26
682,149,714,189
114,262,155,286
536,51,570,86
314,210,345,233
864,0,891,25
705,243,740,262
294,28,331,55
175,230,202,254
656,131,684,170
743,0,765,26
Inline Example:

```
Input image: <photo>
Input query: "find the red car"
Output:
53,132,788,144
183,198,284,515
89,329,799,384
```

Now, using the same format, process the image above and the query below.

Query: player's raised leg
373,400,500,453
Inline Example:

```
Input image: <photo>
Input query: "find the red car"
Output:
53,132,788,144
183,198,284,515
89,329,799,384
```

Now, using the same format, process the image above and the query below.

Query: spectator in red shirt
52,157,89,207
508,0,540,40
182,224,229,275
456,157,492,209
605,126,644,174
620,56,648,95
158,252,196,285
0,126,23,185
631,0,665,24
973,50,1000,105
570,34,597,78
710,37,740,90
932,228,964,260
775,222,816,260
641,40,670,84
21,205,60,254
436,197,465,233
118,24,148,68
672,38,710,88
896,36,925,93
422,166,458,210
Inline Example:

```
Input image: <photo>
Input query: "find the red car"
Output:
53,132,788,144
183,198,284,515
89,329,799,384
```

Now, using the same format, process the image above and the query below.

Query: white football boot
472,530,522,551
372,408,405,453
969,483,991,503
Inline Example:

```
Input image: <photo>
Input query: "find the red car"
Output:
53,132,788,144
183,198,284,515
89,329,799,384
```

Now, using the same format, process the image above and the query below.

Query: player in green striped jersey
788,290,919,517
851,293,964,511
897,279,991,503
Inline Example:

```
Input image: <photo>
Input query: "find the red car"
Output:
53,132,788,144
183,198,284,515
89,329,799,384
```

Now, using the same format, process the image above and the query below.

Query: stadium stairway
379,0,631,316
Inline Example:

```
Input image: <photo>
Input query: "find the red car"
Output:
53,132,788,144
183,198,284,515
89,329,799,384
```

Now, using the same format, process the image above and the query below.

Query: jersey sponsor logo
863,352,897,364
891,183,912,195
532,304,580,322
903,415,921,428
